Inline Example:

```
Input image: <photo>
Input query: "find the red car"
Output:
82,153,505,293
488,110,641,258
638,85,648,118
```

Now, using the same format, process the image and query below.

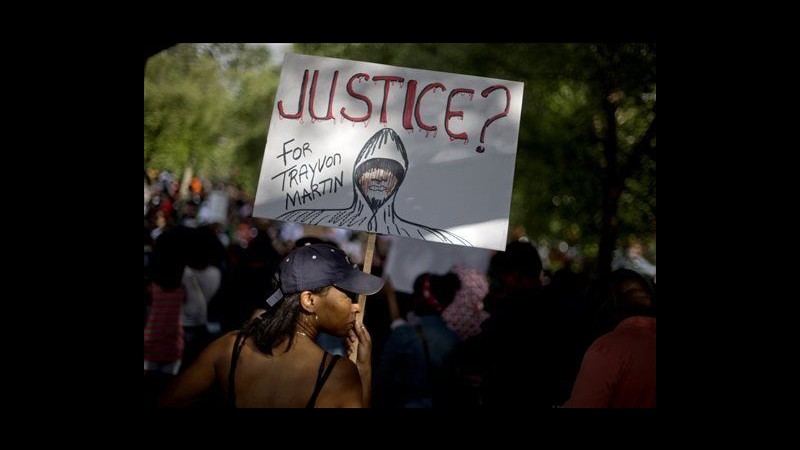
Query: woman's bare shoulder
214,331,240,347
318,355,362,407
331,355,359,378
204,331,241,361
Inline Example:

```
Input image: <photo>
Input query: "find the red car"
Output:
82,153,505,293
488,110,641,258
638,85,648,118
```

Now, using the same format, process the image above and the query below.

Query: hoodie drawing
277,128,471,246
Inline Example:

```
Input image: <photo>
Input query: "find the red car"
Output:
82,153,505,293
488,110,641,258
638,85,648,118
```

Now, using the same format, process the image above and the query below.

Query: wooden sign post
350,232,377,362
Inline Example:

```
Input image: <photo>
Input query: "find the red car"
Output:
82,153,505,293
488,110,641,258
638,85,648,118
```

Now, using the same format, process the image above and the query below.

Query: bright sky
265,43,292,65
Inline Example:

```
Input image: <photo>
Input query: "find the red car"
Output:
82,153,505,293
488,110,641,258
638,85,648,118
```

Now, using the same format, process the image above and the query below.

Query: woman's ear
299,291,316,313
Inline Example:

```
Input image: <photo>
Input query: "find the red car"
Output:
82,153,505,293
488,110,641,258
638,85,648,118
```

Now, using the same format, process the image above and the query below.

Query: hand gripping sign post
254,53,524,360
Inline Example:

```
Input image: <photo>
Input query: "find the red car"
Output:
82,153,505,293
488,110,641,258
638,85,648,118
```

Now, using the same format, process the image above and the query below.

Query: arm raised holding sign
159,244,384,408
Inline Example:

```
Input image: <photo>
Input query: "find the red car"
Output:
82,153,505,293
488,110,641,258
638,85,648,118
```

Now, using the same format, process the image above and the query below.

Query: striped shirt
144,285,185,362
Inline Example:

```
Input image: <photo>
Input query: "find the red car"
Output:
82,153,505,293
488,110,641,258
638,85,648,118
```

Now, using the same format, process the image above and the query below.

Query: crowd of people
144,170,656,408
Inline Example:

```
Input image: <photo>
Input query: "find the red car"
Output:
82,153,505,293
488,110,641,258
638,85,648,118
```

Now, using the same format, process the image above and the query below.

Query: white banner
254,53,524,251
383,236,493,294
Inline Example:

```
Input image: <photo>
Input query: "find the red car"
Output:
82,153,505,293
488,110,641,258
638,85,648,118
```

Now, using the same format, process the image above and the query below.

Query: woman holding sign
159,244,384,407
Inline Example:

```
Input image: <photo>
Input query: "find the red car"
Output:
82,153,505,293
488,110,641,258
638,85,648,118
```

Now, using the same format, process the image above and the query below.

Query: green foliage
144,43,278,193
145,43,656,272
294,43,656,270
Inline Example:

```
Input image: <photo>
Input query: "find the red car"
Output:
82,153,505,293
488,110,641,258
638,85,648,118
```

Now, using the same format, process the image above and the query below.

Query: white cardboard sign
253,53,524,251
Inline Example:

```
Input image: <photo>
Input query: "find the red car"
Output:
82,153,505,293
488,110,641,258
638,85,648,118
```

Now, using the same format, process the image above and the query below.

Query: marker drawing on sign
277,128,471,246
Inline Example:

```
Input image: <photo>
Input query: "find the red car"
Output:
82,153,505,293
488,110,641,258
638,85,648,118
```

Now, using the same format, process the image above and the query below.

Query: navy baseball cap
265,243,385,306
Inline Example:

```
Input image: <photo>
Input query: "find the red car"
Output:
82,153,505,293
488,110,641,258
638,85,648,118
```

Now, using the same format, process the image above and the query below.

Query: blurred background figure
612,237,656,282
479,240,561,408
376,272,462,408
440,265,489,407
198,187,230,247
178,226,224,371
562,269,656,408
441,266,490,341
143,224,187,407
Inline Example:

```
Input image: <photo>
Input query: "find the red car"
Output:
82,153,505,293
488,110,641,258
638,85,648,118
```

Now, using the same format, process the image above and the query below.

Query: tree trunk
598,179,621,285
597,92,620,285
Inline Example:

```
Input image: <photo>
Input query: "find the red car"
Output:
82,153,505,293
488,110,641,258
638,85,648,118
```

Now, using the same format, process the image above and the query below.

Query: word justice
277,69,508,144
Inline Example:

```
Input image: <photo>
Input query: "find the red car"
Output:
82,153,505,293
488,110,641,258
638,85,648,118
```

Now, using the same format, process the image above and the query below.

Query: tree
144,43,656,277
144,44,280,193
295,43,656,276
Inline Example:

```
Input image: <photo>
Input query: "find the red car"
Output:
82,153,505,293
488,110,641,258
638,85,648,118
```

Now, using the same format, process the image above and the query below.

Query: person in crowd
178,227,224,371
158,244,384,407
562,269,656,408
143,224,187,406
376,271,462,408
479,240,559,408
440,265,490,406
441,266,490,341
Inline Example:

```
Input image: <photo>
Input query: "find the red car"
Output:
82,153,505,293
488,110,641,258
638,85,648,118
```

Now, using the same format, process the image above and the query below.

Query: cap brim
334,268,385,295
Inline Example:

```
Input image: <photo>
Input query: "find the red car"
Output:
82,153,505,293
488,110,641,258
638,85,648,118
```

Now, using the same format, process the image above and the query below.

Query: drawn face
355,158,405,210
359,168,399,201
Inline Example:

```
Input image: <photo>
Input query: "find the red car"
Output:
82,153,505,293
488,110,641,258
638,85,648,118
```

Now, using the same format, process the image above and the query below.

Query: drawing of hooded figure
277,128,470,246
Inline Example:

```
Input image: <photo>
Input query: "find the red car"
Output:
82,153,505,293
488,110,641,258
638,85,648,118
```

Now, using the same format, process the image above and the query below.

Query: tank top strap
305,352,341,408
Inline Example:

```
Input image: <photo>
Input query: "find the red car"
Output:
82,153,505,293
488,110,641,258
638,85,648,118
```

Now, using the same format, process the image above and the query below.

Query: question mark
476,85,510,153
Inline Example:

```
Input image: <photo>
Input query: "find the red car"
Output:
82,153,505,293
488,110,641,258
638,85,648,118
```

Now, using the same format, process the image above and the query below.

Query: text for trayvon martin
270,139,344,210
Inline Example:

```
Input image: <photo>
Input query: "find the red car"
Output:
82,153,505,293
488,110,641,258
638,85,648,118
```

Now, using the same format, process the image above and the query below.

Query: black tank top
227,332,340,408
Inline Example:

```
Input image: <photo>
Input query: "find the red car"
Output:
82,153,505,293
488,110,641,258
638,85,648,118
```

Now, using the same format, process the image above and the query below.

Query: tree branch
621,111,656,180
